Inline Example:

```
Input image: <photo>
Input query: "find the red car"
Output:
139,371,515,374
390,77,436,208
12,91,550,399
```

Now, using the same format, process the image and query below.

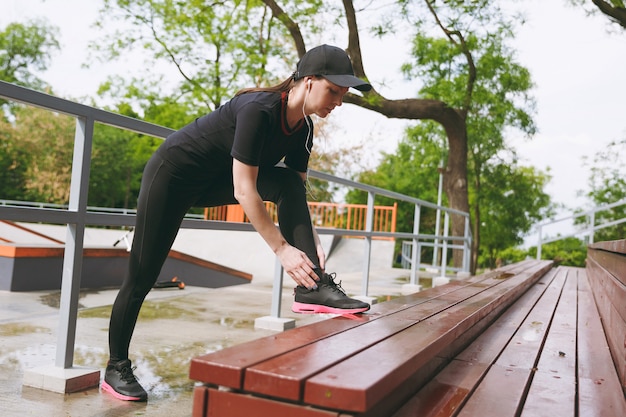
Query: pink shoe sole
292,302,369,315
101,380,146,401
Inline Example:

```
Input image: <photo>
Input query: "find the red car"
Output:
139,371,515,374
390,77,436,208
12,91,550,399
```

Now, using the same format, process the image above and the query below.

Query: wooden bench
189,259,556,416
392,265,626,416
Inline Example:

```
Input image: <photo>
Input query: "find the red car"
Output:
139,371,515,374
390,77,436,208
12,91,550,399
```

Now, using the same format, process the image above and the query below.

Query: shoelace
118,364,139,384
321,272,347,295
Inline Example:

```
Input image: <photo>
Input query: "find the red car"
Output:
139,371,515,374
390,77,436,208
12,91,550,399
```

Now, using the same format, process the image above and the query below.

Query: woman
102,44,372,401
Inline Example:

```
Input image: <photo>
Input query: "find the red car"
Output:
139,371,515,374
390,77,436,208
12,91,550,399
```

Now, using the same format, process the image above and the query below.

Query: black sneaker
292,271,370,314
101,359,148,401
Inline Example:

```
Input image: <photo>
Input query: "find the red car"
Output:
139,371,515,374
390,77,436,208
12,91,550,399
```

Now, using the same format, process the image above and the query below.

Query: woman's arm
233,159,319,288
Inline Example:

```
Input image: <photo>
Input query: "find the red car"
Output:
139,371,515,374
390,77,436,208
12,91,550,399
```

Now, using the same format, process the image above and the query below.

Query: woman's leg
108,154,197,362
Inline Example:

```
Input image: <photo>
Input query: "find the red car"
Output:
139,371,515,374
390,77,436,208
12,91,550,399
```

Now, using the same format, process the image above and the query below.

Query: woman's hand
276,243,319,289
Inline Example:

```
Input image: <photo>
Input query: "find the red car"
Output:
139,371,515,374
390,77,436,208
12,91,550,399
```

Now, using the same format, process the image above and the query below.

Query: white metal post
410,204,421,285
361,191,375,297
56,117,93,368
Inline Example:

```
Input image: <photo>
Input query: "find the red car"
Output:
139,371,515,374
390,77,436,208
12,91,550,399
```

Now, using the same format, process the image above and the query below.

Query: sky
2,0,626,240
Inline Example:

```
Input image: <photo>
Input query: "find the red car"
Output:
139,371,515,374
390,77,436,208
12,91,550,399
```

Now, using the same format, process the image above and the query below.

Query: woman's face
306,77,349,118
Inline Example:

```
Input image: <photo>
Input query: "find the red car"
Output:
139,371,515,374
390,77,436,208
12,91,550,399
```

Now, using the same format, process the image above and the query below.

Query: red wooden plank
519,267,578,416
205,387,344,417
303,265,548,412
589,239,626,256
586,254,626,324
519,373,576,417
392,359,489,417
577,268,626,416
193,386,209,417
494,268,566,370
533,267,577,377
243,313,423,401
456,365,531,417
190,316,372,388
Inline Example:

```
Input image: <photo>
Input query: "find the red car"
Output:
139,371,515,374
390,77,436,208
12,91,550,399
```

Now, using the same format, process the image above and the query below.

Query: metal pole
440,213,449,278
361,192,375,297
463,216,471,273
410,204,421,285
270,257,284,317
536,225,542,260
55,117,94,368
433,161,444,267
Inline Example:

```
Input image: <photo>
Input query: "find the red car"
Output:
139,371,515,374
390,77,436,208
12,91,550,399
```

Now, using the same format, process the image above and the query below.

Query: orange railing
204,202,397,239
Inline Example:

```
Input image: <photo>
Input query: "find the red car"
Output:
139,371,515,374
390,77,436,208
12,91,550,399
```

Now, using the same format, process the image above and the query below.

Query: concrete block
23,365,100,393
254,316,296,331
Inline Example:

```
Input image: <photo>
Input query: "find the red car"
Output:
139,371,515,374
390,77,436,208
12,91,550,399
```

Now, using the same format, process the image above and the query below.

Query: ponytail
235,75,297,96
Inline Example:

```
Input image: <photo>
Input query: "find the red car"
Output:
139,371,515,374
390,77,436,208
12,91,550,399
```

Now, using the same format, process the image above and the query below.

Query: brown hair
234,75,300,96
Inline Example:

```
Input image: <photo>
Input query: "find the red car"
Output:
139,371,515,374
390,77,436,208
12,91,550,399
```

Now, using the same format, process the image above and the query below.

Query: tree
346,121,445,263
91,0,325,111
571,0,626,29
0,106,75,204
576,138,626,242
0,20,60,91
477,164,552,268
90,1,538,270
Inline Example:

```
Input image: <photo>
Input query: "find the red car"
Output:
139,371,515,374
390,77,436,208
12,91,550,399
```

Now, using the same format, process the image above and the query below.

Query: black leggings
108,152,318,361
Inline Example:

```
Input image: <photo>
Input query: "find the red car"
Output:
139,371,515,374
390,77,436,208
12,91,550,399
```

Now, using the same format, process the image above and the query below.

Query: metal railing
0,80,471,371
535,198,626,259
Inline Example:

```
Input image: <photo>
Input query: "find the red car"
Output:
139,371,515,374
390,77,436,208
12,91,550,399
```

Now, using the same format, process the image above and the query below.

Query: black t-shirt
156,91,313,179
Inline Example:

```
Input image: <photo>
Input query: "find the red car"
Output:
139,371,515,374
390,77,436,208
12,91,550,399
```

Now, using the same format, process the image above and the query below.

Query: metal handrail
0,80,471,371
535,198,626,259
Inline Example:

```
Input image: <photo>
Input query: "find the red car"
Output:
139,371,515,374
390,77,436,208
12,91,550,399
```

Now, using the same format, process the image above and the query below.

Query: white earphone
307,79,312,89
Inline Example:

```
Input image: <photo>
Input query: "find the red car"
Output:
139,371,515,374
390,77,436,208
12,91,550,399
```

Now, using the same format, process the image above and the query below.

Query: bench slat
199,387,344,417
302,262,552,412
520,267,578,416
577,268,626,416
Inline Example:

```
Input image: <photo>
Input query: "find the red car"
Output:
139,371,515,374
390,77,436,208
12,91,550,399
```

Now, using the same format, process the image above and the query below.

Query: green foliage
0,106,74,204
476,163,553,268
486,246,529,267
0,20,60,90
346,122,446,262
91,0,326,111
577,138,626,241
527,237,587,267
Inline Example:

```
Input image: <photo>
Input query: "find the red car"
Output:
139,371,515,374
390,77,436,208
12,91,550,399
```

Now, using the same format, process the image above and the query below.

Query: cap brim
323,74,372,92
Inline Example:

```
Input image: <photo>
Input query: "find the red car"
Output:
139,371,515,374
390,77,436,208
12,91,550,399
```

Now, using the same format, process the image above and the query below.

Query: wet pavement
0,260,417,416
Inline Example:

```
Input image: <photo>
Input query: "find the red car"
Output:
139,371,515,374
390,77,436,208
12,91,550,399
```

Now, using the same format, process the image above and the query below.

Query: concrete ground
0,224,426,417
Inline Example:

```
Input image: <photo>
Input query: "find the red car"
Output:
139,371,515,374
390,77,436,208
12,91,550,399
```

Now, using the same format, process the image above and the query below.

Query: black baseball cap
294,44,372,92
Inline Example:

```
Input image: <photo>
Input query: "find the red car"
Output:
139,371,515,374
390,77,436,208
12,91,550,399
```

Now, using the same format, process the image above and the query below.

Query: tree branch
261,0,306,56
592,0,626,29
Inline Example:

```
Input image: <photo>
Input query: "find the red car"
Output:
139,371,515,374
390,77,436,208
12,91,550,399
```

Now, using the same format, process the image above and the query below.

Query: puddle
213,317,255,329
0,343,107,371
522,320,544,341
39,289,102,309
77,299,198,321
0,323,49,337
0,340,224,398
